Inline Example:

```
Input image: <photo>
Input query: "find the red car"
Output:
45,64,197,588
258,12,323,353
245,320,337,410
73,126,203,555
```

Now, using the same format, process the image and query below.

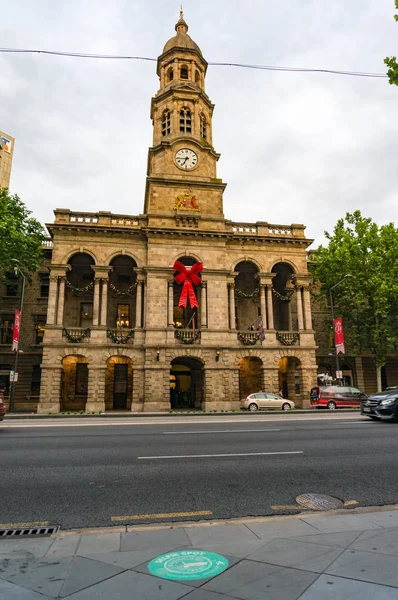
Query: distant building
0,130,15,189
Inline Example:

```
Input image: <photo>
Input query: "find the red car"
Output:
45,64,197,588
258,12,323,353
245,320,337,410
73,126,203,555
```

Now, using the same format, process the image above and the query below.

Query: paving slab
184,523,266,557
203,559,318,600
83,548,173,569
120,528,191,552
75,533,121,555
363,510,398,529
247,538,342,573
284,530,362,549
63,569,192,599
300,513,384,533
326,548,398,587
0,578,52,599
0,538,55,560
245,518,320,540
180,590,233,599
0,555,72,598
350,528,398,556
45,535,81,558
60,556,125,597
300,574,398,599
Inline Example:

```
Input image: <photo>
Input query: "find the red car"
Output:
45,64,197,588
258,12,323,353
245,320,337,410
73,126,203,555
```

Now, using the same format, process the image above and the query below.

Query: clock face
175,148,198,170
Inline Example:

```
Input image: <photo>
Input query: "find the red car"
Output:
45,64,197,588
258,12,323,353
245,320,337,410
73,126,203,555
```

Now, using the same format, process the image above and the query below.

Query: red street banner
12,309,21,352
334,317,345,355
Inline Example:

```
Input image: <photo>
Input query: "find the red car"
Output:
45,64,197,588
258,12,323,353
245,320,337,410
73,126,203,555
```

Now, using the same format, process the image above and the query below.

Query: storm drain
296,494,344,511
0,525,59,538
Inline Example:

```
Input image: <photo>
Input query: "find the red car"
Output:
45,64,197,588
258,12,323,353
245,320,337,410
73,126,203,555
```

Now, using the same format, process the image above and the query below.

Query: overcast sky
1,0,397,248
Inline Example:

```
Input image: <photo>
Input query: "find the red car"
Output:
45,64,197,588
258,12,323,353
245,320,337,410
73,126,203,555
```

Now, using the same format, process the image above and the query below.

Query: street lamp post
329,275,353,385
9,259,26,412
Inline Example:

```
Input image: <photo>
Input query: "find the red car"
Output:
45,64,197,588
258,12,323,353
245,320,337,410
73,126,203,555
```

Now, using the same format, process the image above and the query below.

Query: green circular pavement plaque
147,550,229,581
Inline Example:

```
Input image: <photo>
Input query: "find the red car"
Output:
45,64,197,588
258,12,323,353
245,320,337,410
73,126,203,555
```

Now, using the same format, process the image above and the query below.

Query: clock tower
144,11,226,228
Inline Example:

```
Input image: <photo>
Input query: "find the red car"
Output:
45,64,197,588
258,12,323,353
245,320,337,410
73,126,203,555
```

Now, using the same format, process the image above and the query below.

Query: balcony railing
174,329,201,344
107,329,135,344
62,328,91,343
237,331,260,346
276,331,300,346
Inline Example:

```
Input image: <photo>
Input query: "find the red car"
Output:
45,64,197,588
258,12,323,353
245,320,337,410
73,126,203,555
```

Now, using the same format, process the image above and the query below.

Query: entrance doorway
170,357,204,409
239,357,263,399
113,364,128,409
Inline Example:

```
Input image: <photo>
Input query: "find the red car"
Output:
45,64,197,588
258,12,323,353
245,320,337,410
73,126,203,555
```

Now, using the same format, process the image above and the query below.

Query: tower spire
175,6,188,33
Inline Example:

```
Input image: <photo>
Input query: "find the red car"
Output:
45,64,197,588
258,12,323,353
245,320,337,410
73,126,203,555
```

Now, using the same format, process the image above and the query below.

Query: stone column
56,278,66,326
100,279,108,326
200,282,207,328
228,283,236,330
86,365,106,413
168,281,174,326
47,276,59,325
93,279,100,326
296,286,304,331
267,286,274,330
135,280,143,328
302,286,313,330
260,285,266,326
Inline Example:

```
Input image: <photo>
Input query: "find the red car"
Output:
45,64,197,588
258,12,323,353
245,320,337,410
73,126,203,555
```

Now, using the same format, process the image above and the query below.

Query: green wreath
65,280,94,295
63,328,91,343
109,282,138,296
276,332,300,345
107,329,134,344
174,330,200,344
234,286,259,299
238,333,259,345
272,287,295,302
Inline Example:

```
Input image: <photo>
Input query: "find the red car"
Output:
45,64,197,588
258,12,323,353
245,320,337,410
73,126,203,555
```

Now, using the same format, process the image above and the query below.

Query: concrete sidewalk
1,506,398,599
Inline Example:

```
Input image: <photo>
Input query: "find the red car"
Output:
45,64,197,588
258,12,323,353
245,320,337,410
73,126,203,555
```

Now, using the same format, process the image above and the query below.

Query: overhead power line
0,47,388,79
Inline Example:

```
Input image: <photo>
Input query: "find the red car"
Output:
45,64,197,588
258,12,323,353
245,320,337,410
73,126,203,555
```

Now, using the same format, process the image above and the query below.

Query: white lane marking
163,429,281,435
138,451,303,460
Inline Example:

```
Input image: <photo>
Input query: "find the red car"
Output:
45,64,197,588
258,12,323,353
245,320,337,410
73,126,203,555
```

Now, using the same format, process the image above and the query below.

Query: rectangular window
0,364,11,393
80,303,93,327
6,272,18,297
116,304,130,328
40,275,49,297
1,317,14,344
31,365,41,395
75,363,88,395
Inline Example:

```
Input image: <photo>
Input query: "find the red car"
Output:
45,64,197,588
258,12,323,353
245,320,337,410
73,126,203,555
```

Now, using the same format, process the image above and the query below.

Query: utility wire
0,47,388,78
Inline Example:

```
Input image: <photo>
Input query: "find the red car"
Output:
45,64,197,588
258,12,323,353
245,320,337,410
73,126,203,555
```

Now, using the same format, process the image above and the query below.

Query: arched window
195,70,200,85
179,108,192,134
180,64,189,79
167,67,174,82
162,109,171,136
200,114,207,140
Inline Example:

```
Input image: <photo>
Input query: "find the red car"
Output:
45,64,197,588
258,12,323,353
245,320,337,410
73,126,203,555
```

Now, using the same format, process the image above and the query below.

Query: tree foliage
310,211,398,369
0,188,46,279
385,0,398,85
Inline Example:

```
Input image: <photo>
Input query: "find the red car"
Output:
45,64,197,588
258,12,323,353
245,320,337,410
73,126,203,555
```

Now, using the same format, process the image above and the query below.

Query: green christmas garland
65,280,94,295
272,287,295,302
109,282,138,296
174,330,200,344
276,331,300,345
63,328,91,343
238,333,259,345
234,286,259,299
107,329,135,344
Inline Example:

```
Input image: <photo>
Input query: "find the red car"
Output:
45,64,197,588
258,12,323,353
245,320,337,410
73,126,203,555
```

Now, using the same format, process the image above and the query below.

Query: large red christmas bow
173,261,203,308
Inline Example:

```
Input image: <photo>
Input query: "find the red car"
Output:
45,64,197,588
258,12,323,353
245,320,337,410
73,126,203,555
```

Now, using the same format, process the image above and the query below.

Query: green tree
0,188,46,279
385,0,398,85
310,211,398,391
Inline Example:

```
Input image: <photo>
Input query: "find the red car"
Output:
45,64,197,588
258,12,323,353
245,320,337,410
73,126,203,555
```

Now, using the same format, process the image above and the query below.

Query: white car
240,392,295,412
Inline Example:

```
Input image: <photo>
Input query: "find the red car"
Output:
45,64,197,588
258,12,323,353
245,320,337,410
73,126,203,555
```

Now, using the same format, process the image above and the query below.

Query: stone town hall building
37,13,318,414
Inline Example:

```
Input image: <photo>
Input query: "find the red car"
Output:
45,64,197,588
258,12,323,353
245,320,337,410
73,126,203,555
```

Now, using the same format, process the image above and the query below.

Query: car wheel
327,401,337,410
282,403,291,411
248,403,258,412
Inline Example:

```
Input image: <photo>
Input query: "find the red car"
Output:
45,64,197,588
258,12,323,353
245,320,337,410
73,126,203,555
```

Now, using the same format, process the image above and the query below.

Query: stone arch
102,348,136,361
172,255,203,329
61,248,98,264
57,348,93,362
171,251,203,266
234,260,261,331
167,348,206,365
230,257,262,272
269,258,298,274
234,348,263,366
170,354,204,409
238,355,263,399
105,250,142,268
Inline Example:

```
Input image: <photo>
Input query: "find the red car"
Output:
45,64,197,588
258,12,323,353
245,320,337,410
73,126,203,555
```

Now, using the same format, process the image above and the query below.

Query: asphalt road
1,413,397,530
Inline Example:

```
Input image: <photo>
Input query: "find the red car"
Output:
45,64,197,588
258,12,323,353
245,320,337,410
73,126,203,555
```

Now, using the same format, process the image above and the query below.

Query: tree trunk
376,365,382,392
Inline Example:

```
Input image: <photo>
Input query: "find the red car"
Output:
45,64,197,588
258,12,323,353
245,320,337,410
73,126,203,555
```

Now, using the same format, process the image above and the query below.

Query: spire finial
175,6,188,33
180,5,183,18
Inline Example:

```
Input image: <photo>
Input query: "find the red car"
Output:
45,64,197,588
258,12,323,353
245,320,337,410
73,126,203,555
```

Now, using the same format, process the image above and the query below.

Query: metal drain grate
0,525,59,538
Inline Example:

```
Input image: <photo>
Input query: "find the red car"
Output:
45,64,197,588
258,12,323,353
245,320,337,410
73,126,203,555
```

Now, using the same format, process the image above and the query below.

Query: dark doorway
113,364,128,409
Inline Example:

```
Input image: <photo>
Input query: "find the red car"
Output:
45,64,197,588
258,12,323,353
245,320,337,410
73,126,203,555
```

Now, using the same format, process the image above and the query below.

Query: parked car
310,385,367,410
241,393,295,412
0,388,6,421
361,387,398,421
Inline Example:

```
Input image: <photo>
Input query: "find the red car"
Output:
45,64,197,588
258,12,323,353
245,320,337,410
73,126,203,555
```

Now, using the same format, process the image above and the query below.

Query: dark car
361,387,398,421
310,385,367,410
0,388,6,421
